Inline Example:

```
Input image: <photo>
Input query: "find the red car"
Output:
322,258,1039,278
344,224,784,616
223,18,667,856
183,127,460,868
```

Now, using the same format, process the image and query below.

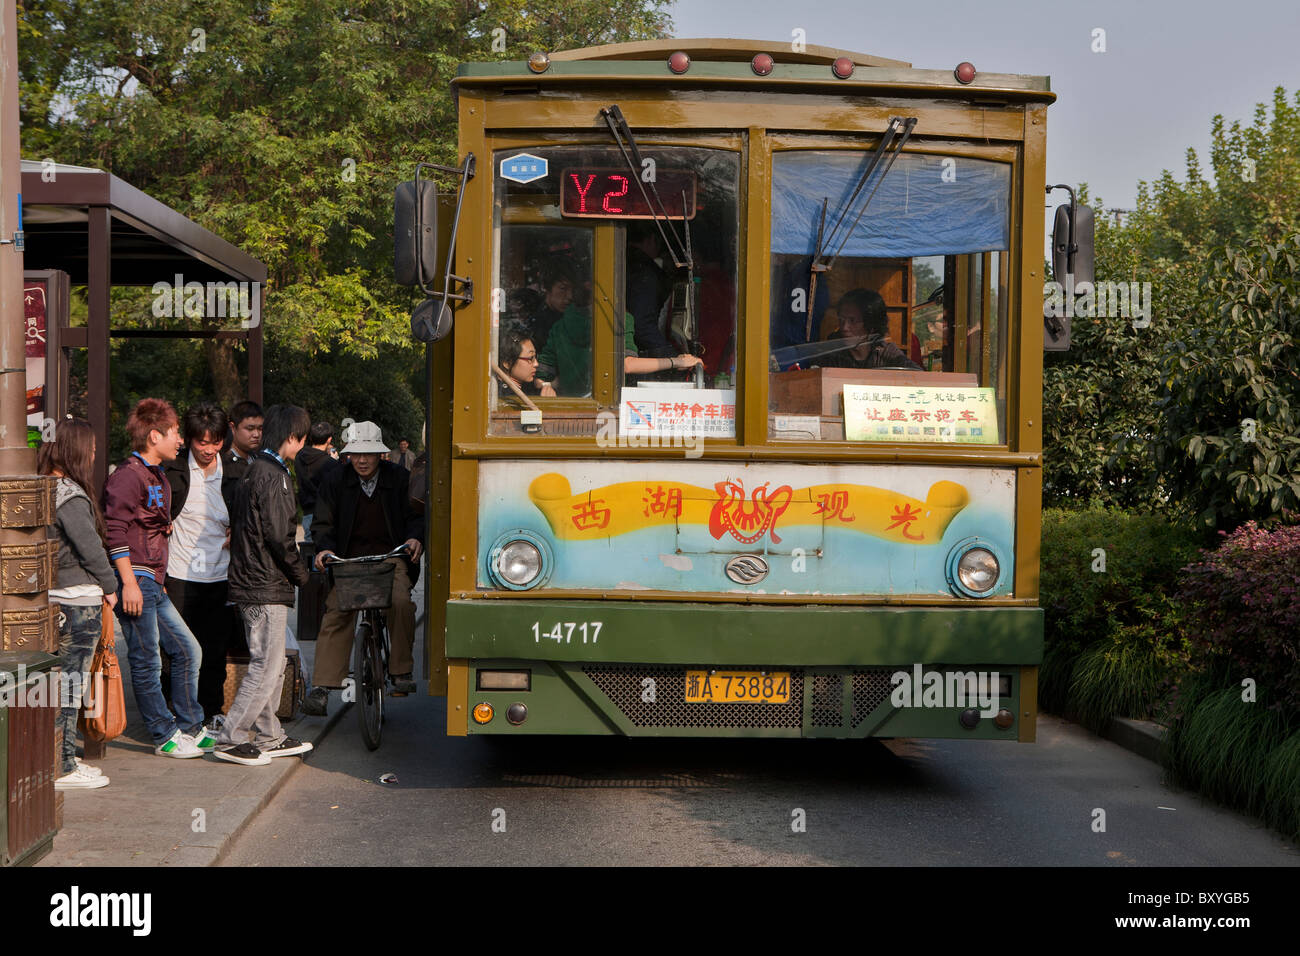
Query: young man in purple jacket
103,398,213,758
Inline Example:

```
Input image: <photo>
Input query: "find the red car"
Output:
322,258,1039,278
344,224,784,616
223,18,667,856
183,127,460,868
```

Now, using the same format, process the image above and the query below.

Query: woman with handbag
39,418,119,790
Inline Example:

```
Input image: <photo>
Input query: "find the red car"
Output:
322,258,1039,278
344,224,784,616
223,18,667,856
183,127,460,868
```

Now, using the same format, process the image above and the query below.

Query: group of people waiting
44,397,423,789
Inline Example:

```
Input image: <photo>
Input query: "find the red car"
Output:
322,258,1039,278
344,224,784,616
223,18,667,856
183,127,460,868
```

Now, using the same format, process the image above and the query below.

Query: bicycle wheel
354,613,385,750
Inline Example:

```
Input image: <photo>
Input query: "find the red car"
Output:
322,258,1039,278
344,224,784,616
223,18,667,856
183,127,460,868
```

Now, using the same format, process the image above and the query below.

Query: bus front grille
582,665,805,729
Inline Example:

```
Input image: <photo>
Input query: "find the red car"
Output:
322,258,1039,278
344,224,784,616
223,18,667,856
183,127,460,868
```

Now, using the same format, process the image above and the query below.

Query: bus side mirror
394,179,440,288
411,297,453,344
1051,202,1094,287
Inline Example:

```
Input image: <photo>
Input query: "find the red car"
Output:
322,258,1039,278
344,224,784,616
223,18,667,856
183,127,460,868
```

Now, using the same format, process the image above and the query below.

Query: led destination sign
560,168,697,219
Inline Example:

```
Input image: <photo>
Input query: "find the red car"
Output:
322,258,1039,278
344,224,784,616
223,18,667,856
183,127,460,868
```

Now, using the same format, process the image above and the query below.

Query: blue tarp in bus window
771,151,1011,258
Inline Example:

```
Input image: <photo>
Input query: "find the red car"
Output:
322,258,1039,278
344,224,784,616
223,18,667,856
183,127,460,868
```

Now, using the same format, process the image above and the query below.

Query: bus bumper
445,600,1042,740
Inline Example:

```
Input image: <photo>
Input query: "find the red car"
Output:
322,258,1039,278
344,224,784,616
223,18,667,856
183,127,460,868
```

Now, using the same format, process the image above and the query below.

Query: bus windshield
768,150,1011,445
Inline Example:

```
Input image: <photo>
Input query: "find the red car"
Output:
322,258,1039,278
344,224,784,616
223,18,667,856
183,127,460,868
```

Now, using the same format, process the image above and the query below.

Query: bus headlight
946,537,1004,598
958,549,998,592
486,530,553,590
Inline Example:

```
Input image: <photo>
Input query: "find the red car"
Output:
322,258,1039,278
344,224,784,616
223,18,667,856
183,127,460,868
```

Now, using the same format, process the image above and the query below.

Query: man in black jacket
295,420,339,541
302,421,423,716
220,400,263,514
217,404,314,765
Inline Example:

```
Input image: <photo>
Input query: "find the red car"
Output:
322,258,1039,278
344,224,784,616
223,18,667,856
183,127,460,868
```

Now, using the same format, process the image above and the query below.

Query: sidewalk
38,576,424,867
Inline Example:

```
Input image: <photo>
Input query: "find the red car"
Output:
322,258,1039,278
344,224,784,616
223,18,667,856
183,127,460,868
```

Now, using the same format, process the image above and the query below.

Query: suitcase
162,647,302,719
223,648,303,720
297,542,327,642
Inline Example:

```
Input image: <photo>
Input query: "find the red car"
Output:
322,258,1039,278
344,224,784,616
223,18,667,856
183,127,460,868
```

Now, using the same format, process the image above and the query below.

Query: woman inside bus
496,326,556,399
816,288,922,371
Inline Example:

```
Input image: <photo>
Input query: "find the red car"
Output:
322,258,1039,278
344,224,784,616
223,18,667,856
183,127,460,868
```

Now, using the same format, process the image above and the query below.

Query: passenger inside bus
814,288,922,371
535,301,592,397
623,311,702,377
625,221,675,358
526,257,577,352
496,326,555,399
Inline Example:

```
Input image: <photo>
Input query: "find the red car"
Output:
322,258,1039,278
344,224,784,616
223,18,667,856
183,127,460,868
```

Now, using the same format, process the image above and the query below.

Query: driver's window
768,149,1009,444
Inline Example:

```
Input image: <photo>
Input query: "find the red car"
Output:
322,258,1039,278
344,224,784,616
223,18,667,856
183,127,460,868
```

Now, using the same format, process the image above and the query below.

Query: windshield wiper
806,116,917,339
602,104,705,385
600,105,691,269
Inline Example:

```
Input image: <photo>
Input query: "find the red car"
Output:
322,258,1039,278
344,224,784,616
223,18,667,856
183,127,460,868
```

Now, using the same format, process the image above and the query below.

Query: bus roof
550,38,911,69
454,38,1054,101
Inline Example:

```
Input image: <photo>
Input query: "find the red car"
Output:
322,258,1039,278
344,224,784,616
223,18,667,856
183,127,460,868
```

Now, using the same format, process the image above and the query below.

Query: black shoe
212,744,271,766
391,673,416,696
265,737,313,758
301,686,330,716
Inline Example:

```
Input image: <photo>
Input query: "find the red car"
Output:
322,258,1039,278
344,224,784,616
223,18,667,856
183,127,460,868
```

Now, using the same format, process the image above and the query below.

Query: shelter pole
87,207,110,490
248,282,263,404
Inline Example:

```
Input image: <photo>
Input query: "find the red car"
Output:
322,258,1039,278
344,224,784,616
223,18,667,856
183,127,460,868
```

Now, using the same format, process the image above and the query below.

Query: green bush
1039,506,1201,721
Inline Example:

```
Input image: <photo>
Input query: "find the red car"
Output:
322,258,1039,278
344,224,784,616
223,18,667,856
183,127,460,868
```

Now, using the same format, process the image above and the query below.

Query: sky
669,0,1300,214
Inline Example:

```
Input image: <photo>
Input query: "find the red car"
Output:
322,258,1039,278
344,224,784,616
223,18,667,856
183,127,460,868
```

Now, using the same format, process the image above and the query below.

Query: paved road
224,678,1298,867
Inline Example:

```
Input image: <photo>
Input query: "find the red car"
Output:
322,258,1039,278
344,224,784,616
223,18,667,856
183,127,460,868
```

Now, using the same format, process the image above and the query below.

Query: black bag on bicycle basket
330,562,395,611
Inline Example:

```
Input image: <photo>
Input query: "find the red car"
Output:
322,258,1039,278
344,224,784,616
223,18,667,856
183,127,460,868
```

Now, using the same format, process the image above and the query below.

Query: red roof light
751,53,774,76
832,57,855,79
954,62,976,84
668,51,691,74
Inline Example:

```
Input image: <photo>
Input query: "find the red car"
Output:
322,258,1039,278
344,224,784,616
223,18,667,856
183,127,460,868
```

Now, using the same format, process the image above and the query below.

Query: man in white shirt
164,402,236,721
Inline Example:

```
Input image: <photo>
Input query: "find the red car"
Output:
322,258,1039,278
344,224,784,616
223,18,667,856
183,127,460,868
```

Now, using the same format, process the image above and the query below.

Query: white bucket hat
339,420,390,455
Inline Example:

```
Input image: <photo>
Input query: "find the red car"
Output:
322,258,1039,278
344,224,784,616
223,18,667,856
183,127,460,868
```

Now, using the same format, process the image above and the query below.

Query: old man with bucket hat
301,421,424,716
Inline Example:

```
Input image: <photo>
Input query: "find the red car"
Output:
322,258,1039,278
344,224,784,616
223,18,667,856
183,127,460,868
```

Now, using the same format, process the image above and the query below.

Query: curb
157,702,353,867
1102,716,1166,764
197,608,425,865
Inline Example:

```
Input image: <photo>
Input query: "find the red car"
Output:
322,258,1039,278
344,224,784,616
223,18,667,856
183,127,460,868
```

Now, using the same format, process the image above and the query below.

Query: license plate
685,670,791,704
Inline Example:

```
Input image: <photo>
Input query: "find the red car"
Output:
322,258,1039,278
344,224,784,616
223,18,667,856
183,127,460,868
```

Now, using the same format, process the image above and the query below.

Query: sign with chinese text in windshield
843,384,999,444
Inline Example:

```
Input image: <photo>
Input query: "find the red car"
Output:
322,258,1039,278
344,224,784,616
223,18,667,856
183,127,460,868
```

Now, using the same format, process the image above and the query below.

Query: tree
1150,236,1300,528
1043,88,1300,527
18,0,673,411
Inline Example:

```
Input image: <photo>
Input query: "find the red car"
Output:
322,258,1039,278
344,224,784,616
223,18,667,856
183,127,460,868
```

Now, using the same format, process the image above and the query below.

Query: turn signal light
528,52,550,74
472,702,494,724
994,709,1015,730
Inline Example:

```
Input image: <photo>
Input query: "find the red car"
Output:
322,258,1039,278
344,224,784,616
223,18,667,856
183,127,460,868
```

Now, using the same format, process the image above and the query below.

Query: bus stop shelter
19,161,266,488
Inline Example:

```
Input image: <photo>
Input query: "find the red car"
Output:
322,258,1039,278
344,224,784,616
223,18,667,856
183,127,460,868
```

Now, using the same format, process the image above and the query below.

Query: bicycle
323,545,411,751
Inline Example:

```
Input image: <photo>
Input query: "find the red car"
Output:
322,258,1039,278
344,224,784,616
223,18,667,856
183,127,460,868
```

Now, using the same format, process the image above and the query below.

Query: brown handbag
79,600,127,742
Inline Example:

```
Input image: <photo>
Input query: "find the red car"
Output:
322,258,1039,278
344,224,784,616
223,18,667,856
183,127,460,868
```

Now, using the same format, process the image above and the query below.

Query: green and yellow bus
398,38,1068,740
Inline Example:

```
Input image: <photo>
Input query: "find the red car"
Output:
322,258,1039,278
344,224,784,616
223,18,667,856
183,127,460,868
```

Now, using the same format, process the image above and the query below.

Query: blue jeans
301,513,313,542
56,604,101,775
115,573,204,743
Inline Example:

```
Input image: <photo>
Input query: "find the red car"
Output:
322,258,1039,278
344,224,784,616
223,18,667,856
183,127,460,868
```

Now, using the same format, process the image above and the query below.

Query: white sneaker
56,766,110,790
74,759,103,777
154,728,203,758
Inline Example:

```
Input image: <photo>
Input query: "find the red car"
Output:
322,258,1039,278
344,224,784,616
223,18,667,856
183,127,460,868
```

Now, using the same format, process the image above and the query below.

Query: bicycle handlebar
321,545,412,566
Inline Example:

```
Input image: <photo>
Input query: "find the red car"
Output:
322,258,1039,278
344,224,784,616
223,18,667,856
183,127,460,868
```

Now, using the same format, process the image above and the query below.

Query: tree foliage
1043,88,1300,528
18,0,672,419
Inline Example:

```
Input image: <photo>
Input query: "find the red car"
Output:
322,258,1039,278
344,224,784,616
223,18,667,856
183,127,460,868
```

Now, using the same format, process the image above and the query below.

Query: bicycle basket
330,561,395,611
